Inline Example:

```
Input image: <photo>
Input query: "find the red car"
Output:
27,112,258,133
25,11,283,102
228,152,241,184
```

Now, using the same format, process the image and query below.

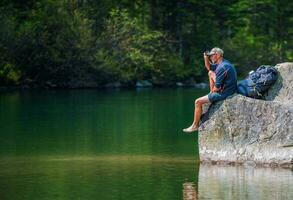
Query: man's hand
212,86,221,93
203,53,211,71
203,52,209,61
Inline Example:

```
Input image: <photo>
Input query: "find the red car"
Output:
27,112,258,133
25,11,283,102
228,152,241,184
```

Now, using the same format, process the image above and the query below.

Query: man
183,47,237,133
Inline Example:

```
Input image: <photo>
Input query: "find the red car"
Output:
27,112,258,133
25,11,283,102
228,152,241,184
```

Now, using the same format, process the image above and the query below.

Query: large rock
199,62,293,168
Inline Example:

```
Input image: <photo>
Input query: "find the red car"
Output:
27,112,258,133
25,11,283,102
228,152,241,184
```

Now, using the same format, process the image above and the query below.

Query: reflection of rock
194,83,208,89
176,82,185,87
183,182,198,200
184,78,197,87
199,63,293,168
136,80,153,87
198,164,293,199
104,81,122,88
175,81,209,89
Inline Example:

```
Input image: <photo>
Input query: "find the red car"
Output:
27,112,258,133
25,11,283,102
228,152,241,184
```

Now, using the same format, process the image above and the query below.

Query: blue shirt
211,59,237,97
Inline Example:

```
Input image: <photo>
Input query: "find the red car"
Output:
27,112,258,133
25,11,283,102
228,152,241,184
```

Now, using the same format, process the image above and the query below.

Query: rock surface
199,62,293,168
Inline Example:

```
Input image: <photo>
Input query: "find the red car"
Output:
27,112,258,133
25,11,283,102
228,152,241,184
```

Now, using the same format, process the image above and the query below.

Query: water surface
0,89,292,200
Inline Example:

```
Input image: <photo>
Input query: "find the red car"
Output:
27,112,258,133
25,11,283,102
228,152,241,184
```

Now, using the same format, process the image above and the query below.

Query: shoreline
0,83,209,92
200,159,293,170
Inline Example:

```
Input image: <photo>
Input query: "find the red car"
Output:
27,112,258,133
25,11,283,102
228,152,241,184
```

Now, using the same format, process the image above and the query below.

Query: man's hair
210,47,224,57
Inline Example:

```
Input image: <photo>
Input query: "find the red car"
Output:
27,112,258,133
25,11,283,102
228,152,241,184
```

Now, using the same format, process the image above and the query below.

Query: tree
97,8,185,84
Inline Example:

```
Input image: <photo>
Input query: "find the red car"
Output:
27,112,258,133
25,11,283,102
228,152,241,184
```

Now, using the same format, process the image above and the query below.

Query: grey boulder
199,62,293,168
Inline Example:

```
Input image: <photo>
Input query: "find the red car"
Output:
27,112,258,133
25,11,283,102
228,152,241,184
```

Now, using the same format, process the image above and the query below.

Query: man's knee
195,95,210,106
208,70,216,77
195,98,203,106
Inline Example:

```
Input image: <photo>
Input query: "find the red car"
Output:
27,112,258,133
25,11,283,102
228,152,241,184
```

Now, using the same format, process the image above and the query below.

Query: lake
0,88,292,200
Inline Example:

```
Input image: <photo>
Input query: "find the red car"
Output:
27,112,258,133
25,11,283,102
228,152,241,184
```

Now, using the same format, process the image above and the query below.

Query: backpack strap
253,85,262,97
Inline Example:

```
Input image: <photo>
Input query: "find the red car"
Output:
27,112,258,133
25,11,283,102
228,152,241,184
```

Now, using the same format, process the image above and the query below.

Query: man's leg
183,95,210,133
208,71,216,92
193,95,210,127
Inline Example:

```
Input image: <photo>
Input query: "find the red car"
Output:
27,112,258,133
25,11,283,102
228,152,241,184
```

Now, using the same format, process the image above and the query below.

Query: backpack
237,65,278,99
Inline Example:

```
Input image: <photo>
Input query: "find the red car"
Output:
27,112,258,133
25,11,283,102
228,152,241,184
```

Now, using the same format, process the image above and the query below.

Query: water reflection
182,162,199,200
183,182,198,200
185,164,293,200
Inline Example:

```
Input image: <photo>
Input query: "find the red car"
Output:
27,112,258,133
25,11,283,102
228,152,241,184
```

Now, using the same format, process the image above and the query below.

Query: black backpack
237,65,278,99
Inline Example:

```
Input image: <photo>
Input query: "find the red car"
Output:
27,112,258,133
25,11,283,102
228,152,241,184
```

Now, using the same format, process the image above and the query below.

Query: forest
0,0,292,88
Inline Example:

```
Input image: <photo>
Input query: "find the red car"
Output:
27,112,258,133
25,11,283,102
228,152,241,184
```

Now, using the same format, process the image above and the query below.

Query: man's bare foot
182,125,198,133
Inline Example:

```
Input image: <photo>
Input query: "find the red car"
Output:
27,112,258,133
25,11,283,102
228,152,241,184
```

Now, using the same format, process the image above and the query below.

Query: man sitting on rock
183,47,237,133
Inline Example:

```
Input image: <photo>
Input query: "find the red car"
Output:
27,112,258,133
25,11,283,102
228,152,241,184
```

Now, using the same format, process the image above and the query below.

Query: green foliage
0,0,101,86
0,5,18,85
222,0,292,77
0,63,20,85
0,0,291,86
97,8,184,84
15,0,98,86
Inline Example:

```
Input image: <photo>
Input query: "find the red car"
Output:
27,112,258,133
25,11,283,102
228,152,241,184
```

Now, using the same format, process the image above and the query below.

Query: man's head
208,47,224,64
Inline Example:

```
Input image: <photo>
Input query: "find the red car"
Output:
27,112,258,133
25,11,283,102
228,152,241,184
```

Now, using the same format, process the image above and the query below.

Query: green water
0,88,203,200
0,89,292,200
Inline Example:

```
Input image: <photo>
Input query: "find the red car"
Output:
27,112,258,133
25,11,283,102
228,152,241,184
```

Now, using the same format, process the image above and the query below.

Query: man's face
210,53,221,64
